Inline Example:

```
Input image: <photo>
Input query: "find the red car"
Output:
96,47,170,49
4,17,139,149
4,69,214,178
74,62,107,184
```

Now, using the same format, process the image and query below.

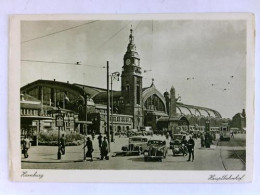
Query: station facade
20,29,227,136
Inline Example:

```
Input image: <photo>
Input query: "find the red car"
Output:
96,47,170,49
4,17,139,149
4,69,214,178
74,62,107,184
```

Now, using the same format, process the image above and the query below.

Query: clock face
125,59,131,65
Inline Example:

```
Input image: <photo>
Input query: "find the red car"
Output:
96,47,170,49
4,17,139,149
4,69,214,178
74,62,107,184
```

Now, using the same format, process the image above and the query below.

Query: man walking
231,131,234,138
187,135,195,162
83,137,94,161
97,133,103,153
22,135,30,158
181,135,188,155
200,132,205,148
101,137,109,160
91,131,95,140
60,134,66,155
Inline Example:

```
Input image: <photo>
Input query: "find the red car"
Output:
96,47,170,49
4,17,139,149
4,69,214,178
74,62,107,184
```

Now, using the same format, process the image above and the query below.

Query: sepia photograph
9,14,255,182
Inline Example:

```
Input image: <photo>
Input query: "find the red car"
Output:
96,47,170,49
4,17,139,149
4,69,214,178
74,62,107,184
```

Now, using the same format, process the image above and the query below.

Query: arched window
144,94,165,112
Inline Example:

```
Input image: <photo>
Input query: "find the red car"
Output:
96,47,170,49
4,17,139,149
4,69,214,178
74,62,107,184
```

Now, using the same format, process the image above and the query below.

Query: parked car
142,127,153,136
126,129,138,137
121,136,149,155
170,134,184,148
143,139,167,161
170,134,187,156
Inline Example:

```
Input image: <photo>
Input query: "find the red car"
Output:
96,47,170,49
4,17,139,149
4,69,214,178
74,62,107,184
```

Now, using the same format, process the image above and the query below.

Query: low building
230,109,246,133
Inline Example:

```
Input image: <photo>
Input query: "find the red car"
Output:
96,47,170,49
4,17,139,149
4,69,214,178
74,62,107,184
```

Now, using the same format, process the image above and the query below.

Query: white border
9,13,255,183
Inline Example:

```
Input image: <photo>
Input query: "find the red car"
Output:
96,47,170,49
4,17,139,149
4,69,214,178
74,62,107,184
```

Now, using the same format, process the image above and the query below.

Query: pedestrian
187,135,195,162
166,131,170,139
231,131,234,138
181,135,188,155
101,137,109,160
200,132,205,148
97,133,103,152
169,131,173,140
60,134,66,155
92,131,95,140
205,132,211,148
22,135,30,158
83,137,94,161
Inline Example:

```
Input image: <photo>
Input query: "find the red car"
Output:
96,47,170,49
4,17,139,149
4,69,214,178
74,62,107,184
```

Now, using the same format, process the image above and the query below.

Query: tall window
136,85,140,104
125,85,130,102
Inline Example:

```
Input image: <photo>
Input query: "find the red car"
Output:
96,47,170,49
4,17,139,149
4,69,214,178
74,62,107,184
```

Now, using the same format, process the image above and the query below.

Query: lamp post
110,71,120,142
205,120,211,148
205,120,210,132
56,106,64,160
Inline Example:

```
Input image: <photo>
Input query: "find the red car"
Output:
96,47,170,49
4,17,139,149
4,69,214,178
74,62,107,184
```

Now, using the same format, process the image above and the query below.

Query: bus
220,123,230,141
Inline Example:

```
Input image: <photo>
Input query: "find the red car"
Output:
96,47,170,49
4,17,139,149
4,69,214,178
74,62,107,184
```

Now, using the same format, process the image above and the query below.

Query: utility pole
111,77,113,143
106,61,110,151
83,94,88,161
56,106,63,160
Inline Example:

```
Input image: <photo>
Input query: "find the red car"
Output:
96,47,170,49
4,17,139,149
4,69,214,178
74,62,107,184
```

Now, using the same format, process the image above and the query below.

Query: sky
21,20,246,118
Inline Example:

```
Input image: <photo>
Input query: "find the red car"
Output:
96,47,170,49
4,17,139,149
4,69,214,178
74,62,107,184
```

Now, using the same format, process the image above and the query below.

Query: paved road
218,134,246,170
21,134,245,170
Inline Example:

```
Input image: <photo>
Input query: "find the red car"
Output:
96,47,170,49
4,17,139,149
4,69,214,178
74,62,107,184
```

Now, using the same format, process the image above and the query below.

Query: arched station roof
142,83,167,112
21,79,89,102
176,102,222,118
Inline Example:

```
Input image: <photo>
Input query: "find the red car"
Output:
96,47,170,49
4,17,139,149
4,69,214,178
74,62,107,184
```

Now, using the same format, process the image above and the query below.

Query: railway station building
20,29,226,136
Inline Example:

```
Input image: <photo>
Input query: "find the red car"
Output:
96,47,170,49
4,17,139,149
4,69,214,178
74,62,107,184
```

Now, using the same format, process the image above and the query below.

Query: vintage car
121,136,149,154
126,129,138,137
143,139,167,161
140,126,153,135
169,134,185,149
170,134,187,156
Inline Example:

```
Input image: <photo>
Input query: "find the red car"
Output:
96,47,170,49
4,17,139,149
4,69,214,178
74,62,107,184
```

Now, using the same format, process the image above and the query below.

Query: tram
220,123,230,141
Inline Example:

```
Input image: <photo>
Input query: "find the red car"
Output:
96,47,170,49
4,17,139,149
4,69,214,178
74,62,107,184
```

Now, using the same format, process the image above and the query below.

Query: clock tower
121,28,143,129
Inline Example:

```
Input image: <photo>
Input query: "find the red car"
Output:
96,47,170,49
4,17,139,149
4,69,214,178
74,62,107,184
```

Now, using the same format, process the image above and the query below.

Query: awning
75,121,92,125
21,116,53,120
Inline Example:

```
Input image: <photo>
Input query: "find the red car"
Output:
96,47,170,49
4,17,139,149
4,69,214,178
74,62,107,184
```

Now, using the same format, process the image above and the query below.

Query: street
21,134,246,170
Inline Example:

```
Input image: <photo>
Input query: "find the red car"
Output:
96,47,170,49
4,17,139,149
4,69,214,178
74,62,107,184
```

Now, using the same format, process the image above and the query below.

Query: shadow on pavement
21,160,84,163
128,157,145,162
112,152,141,157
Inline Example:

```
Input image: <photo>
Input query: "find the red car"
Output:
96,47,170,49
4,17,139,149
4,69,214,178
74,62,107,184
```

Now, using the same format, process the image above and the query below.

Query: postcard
9,13,255,182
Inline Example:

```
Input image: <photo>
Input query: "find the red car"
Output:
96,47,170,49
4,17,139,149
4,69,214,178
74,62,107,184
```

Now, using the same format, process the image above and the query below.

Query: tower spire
151,78,155,86
129,26,134,43
122,25,143,129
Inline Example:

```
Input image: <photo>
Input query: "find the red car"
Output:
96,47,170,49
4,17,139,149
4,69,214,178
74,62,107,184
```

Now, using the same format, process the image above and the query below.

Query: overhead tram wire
226,51,247,85
205,52,247,92
21,59,105,69
22,20,98,44
134,21,141,31
97,21,132,49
